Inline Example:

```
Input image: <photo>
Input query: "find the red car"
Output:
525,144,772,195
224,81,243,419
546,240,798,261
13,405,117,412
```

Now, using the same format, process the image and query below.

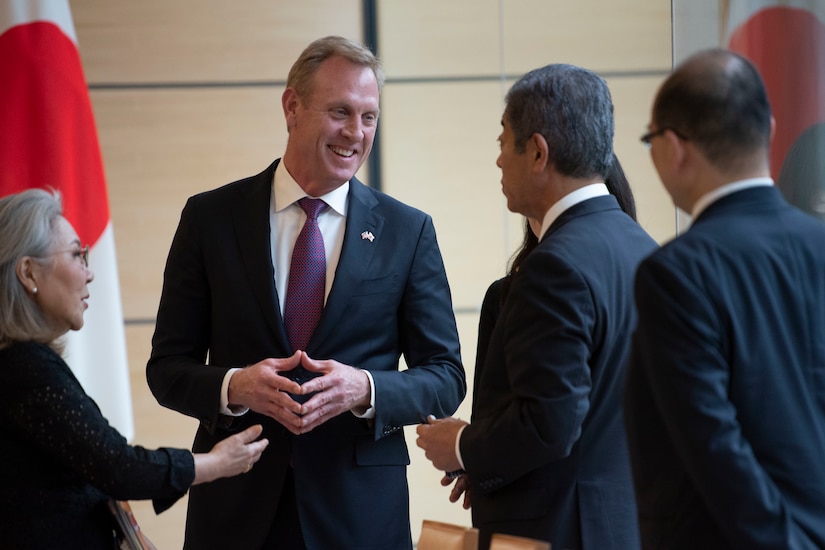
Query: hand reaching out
193,424,269,484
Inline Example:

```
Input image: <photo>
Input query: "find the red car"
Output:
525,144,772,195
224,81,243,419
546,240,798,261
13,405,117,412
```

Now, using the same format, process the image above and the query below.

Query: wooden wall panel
91,87,289,319
609,75,677,243
380,81,508,308
378,0,671,78
378,0,503,77
405,310,478,538
500,0,672,74
73,0,362,83
125,324,194,549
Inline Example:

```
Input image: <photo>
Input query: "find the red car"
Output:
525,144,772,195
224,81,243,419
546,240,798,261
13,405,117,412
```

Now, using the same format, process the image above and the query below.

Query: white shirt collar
539,183,609,240
691,177,773,219
273,162,349,216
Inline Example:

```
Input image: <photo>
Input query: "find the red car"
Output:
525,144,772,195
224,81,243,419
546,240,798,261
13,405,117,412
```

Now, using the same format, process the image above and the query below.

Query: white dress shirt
270,164,348,313
538,183,610,240
691,177,774,219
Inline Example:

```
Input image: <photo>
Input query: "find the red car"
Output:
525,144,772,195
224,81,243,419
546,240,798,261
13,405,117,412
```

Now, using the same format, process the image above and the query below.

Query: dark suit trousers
264,468,306,549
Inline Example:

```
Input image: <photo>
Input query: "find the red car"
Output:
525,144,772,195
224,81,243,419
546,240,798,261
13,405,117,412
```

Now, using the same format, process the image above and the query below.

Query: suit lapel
231,160,291,350
308,178,383,351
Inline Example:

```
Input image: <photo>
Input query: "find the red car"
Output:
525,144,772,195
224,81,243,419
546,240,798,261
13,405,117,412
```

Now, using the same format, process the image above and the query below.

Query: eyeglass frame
640,127,689,149
37,244,90,267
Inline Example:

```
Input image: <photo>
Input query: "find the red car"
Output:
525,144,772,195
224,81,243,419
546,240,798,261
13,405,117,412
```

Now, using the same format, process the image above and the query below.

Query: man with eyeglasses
625,48,825,548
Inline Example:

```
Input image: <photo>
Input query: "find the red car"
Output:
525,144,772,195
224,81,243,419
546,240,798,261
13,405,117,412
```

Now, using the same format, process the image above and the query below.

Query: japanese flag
0,0,134,439
724,0,825,215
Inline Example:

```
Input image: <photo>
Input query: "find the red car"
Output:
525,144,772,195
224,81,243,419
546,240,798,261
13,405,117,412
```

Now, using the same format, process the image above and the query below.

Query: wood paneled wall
72,1,673,547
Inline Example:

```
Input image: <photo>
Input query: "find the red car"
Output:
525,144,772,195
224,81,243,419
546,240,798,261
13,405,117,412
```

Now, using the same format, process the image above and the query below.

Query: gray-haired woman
0,188,269,549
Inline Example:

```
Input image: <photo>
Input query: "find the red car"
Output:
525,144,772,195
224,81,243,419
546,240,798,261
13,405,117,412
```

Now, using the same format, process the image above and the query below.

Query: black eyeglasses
40,245,90,267
640,127,688,149
76,245,90,267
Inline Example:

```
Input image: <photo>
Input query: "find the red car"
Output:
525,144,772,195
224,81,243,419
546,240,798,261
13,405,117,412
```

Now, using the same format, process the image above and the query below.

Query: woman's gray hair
0,188,63,349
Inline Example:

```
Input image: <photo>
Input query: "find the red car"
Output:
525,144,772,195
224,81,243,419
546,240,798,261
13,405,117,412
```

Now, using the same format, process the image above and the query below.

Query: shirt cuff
455,424,468,470
351,369,376,419
220,368,249,416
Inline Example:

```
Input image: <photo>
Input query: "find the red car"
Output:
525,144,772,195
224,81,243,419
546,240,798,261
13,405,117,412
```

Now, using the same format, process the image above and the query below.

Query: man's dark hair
504,64,614,179
653,48,772,172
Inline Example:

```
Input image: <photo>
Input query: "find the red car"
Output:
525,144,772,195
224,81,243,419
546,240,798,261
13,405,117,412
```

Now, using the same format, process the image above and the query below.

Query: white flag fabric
0,0,134,439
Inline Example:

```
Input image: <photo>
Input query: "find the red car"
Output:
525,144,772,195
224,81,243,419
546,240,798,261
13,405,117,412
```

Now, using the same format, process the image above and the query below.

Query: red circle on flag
0,21,109,245
728,7,825,181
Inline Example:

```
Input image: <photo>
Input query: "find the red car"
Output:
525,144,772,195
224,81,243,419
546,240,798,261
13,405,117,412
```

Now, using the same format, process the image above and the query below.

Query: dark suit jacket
625,186,825,549
147,160,465,550
472,277,504,421
461,195,657,550
0,342,193,549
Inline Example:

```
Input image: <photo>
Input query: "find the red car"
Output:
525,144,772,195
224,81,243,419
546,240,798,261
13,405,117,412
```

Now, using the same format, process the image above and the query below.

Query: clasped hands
227,350,371,435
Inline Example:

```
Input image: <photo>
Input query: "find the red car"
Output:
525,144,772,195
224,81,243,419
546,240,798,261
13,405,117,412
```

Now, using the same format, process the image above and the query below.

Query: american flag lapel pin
361,230,375,242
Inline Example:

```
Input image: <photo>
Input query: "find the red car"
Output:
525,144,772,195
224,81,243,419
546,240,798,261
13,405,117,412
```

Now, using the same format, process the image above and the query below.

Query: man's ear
16,256,38,294
529,132,550,172
282,88,300,128
664,128,688,170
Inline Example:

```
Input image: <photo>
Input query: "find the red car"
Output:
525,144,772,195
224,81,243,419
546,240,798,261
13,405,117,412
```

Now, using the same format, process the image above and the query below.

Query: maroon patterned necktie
284,197,328,351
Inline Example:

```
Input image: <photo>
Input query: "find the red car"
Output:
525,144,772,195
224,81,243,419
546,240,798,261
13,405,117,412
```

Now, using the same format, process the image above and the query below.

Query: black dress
0,341,195,549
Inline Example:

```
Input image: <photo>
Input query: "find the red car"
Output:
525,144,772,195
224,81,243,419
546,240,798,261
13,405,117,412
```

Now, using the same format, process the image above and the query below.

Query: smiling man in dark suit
147,35,465,550
625,48,825,548
416,63,657,550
